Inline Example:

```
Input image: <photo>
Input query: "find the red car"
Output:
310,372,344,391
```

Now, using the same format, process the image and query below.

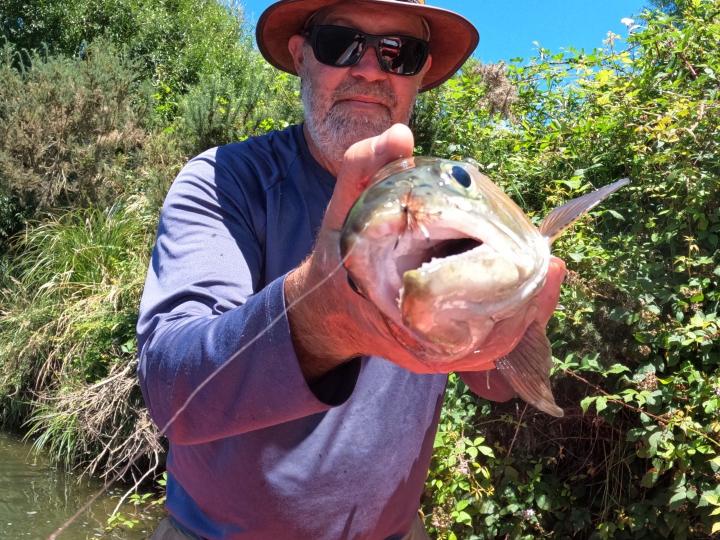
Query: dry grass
27,360,163,480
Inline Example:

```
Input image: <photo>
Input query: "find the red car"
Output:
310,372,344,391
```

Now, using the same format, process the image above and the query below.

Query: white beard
301,73,403,167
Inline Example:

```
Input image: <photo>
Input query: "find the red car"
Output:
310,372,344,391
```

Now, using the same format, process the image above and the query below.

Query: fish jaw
396,205,551,359
401,245,528,354
340,203,408,328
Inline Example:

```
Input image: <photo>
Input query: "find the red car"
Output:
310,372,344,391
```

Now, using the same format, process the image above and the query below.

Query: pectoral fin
496,321,564,417
540,178,630,243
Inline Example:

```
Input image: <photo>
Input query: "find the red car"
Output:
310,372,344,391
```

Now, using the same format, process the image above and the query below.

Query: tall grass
0,197,161,474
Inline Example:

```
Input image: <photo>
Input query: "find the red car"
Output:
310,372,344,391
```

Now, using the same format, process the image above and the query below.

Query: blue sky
239,0,649,63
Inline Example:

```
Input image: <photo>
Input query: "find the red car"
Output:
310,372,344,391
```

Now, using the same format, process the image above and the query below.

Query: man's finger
324,123,414,229
535,256,566,327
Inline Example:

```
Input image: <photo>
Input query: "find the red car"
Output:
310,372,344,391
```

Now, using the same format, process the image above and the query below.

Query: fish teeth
421,245,486,271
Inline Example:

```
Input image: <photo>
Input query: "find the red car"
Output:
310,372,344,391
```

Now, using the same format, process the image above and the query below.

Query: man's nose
348,46,387,82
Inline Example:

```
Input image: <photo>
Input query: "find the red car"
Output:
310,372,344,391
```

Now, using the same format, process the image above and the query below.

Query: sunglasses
304,25,430,76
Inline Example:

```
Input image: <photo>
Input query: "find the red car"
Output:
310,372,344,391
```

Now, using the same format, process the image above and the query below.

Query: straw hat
256,0,479,91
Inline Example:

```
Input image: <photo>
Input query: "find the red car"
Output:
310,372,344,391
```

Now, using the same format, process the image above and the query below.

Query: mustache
332,79,397,108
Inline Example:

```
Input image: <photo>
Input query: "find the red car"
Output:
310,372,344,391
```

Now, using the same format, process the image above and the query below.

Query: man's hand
285,123,420,380
284,124,566,382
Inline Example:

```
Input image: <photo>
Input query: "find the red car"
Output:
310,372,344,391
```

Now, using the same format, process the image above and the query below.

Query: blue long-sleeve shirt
137,124,513,539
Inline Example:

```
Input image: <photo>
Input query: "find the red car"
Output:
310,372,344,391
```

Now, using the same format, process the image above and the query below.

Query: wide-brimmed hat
256,0,479,91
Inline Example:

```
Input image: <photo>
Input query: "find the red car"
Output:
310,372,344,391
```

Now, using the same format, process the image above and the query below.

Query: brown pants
150,515,431,540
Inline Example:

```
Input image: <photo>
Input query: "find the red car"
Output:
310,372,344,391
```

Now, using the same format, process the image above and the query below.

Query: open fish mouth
390,230,496,354
392,217,539,356
393,231,485,285
418,237,484,268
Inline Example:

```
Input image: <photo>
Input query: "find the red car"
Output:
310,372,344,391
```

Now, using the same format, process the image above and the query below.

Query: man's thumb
326,124,414,229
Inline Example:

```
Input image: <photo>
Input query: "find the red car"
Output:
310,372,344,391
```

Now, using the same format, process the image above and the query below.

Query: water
0,431,164,539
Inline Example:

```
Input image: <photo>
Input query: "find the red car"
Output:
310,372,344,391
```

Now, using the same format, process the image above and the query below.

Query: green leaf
557,177,583,189
580,396,595,413
595,396,608,413
478,445,494,457
668,488,687,509
641,469,659,488
648,431,663,453
536,493,552,510
606,209,625,220
503,466,519,482
605,364,630,375
455,510,472,525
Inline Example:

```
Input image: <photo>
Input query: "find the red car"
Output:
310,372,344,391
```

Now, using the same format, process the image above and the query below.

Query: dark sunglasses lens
312,26,428,75
377,37,427,75
314,26,364,67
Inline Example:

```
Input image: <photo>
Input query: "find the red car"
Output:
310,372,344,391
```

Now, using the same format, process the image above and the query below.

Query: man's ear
288,35,307,73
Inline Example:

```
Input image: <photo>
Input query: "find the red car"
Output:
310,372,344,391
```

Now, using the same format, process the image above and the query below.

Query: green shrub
422,2,720,538
0,39,148,214
178,69,301,155
0,191,25,250
412,58,518,159
0,0,290,122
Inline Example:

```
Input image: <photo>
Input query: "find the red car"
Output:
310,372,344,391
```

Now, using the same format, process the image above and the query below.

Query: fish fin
539,178,630,243
496,321,564,417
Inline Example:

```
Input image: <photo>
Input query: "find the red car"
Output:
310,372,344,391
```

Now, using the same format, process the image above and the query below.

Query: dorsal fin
539,178,630,243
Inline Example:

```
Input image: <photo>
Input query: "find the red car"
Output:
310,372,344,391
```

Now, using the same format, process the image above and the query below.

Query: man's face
288,5,432,168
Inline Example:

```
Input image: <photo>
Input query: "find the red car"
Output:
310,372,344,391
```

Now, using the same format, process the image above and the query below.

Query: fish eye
450,165,472,188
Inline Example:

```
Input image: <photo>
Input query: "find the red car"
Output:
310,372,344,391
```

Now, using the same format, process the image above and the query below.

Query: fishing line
48,243,356,540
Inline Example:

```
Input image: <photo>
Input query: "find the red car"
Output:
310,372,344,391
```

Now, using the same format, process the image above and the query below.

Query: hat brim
256,0,478,92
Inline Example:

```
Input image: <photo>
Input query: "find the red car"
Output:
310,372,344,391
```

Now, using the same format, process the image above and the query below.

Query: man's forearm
139,275,336,444
284,257,359,382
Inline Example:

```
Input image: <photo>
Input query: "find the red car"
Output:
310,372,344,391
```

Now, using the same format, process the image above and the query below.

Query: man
138,0,566,538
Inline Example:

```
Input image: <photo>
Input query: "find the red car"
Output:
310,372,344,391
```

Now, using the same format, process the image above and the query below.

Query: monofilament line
48,244,356,539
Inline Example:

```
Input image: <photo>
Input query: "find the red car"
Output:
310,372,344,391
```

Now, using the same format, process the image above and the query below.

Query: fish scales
340,157,629,417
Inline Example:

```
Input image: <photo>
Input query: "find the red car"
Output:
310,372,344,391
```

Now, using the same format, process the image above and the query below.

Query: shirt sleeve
459,369,516,402
136,148,355,445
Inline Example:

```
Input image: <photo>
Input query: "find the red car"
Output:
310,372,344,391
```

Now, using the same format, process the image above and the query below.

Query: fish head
340,157,550,361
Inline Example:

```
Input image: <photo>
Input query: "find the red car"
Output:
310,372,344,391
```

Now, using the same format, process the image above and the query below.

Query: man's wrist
284,259,355,382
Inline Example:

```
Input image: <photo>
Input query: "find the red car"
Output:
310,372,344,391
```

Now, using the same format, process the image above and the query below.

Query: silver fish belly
340,157,629,417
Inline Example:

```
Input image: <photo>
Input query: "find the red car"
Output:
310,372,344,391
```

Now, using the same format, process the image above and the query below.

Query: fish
340,157,629,417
